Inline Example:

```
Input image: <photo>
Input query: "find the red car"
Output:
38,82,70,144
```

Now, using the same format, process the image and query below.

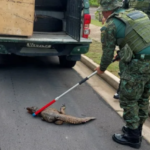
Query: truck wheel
59,56,76,68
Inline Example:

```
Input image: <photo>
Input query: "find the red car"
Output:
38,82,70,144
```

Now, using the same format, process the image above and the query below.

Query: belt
134,54,150,60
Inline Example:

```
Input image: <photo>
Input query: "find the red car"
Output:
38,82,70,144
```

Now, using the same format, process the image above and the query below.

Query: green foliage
91,19,102,26
89,0,99,7
85,40,119,77
95,10,99,20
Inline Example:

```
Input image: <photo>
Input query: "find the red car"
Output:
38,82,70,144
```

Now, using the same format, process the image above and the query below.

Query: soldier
123,0,150,17
114,0,150,99
95,0,150,148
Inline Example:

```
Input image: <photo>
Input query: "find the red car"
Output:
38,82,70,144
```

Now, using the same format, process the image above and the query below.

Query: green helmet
98,0,123,11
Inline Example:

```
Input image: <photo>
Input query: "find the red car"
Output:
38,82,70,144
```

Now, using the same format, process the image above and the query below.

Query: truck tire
59,56,76,68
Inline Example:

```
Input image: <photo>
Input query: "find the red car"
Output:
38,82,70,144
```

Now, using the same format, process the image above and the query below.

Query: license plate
27,43,51,49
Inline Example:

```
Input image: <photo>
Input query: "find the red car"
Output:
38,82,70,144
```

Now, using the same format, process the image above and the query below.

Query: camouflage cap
98,0,123,12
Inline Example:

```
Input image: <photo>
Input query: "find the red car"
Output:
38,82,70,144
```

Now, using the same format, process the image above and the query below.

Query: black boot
122,125,143,135
113,92,119,99
122,125,143,141
122,125,129,133
138,124,143,136
114,81,121,99
112,128,141,149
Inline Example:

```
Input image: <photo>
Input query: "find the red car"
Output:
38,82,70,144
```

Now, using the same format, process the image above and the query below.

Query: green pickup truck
0,0,92,68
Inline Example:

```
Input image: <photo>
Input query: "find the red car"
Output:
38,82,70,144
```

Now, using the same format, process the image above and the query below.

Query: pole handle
79,71,97,85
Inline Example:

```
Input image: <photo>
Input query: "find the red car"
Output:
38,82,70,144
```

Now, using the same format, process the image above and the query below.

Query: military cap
98,0,123,11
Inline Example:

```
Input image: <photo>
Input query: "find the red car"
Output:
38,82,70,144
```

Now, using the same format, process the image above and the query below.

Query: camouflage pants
116,60,127,94
119,60,126,75
119,59,150,129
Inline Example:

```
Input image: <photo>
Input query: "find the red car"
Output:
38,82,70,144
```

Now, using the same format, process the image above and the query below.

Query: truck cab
0,0,92,68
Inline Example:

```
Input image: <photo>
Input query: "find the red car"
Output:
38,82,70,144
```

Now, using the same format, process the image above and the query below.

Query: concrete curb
81,55,119,90
81,54,150,144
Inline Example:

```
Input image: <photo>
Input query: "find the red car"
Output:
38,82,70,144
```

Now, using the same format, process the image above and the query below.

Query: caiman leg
59,105,66,115
54,105,66,125
54,120,64,125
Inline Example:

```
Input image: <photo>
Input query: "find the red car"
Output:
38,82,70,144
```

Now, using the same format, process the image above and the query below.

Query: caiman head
26,106,38,114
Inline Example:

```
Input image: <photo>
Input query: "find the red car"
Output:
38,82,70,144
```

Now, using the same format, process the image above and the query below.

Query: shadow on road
0,55,61,69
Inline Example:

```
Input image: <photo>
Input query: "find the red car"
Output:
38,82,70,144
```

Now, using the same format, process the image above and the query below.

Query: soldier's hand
113,54,120,62
114,54,120,61
95,66,104,75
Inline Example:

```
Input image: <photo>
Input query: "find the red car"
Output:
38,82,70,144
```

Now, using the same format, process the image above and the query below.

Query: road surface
0,55,149,150
90,7,98,20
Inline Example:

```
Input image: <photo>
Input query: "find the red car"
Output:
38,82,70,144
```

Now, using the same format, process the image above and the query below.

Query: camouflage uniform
116,0,150,99
122,0,150,119
100,2,150,129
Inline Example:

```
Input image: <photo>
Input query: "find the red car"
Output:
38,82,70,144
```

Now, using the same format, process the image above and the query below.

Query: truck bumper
0,43,91,57
0,32,92,56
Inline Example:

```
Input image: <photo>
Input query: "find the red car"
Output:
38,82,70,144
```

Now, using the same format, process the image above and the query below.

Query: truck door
66,0,82,41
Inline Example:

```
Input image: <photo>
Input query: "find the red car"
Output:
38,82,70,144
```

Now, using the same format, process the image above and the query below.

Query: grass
91,19,103,27
90,4,99,7
85,40,120,77
89,0,99,7
86,18,120,77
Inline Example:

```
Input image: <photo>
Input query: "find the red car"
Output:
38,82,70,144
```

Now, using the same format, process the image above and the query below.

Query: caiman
27,105,96,125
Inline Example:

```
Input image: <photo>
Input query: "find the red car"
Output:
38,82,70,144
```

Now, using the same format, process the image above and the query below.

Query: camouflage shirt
100,20,117,71
100,7,150,71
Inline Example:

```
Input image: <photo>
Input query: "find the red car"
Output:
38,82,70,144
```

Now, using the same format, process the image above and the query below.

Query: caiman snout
26,107,38,114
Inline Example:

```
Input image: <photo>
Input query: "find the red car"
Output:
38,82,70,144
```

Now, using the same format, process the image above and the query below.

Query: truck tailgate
0,32,92,44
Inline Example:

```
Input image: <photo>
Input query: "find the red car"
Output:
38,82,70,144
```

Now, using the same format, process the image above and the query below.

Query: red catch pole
32,71,97,117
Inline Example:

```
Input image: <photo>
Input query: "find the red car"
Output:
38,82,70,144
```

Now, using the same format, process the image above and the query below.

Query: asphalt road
90,7,98,20
0,55,149,150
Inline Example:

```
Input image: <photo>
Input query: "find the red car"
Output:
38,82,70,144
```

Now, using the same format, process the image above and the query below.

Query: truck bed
0,32,91,44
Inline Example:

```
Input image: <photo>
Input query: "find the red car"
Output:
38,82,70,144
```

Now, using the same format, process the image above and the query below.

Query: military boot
122,125,143,141
112,128,141,149
113,92,119,99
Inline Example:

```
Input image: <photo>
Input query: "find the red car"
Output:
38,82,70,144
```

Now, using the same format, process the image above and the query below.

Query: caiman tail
56,114,96,124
